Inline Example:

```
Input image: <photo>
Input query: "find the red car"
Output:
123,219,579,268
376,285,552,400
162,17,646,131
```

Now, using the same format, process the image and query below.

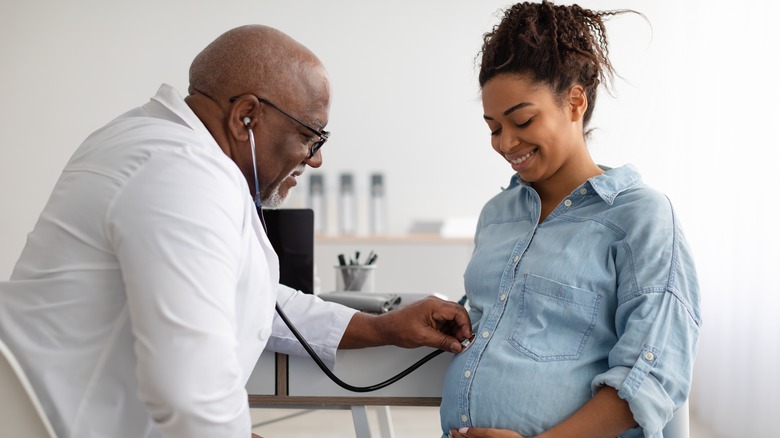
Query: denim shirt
440,165,701,438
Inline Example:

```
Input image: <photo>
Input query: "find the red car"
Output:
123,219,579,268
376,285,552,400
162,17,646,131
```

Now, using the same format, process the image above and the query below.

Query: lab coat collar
146,83,220,150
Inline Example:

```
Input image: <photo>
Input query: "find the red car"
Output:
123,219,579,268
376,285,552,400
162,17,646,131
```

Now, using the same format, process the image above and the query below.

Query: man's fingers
440,333,464,353
382,296,472,350
428,297,472,339
451,305,473,338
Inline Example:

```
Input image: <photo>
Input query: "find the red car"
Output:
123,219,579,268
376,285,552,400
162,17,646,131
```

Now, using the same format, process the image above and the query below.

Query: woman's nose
498,130,520,154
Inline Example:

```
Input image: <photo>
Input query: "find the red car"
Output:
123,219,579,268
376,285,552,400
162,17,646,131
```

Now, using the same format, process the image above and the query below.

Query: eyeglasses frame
229,95,329,159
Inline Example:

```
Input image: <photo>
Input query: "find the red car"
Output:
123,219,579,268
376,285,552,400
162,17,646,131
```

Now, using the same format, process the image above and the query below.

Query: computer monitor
260,208,315,294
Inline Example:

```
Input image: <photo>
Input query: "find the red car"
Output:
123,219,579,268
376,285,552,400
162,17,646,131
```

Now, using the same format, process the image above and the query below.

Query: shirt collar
505,164,642,205
145,83,218,147
587,164,642,205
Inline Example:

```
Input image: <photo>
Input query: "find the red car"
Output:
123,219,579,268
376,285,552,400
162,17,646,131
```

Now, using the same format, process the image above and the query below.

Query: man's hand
450,427,524,438
339,296,472,353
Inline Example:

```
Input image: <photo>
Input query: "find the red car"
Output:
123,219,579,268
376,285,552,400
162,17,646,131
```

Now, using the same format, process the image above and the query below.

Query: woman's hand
450,427,524,438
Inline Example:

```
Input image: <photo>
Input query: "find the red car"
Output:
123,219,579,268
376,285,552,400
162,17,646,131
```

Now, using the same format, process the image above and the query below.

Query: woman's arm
536,385,636,438
450,386,635,438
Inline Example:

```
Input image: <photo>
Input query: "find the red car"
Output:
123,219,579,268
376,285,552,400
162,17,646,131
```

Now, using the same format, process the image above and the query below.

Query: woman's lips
509,148,537,172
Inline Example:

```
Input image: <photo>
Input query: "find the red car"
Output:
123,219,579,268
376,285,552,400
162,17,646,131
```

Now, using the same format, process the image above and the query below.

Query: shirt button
259,326,272,342
644,352,655,361
579,188,588,195
464,370,471,378
564,199,572,207
461,414,468,423
513,255,519,263
482,331,490,338
499,294,507,301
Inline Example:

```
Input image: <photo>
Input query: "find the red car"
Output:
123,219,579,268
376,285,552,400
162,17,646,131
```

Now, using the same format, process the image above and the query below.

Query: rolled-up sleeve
592,199,701,437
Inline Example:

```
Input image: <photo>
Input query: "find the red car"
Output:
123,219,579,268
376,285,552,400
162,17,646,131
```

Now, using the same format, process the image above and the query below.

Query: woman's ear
568,85,588,122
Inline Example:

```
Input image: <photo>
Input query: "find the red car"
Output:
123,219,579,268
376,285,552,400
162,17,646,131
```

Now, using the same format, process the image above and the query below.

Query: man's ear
227,95,260,141
568,85,588,122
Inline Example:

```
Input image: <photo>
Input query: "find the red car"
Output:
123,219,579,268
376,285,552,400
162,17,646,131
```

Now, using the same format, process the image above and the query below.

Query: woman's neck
531,158,603,222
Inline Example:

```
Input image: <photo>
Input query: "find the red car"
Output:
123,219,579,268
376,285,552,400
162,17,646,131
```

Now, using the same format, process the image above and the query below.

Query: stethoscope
245,118,473,392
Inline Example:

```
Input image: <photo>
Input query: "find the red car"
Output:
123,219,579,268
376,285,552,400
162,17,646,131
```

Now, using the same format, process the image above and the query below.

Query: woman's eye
488,118,532,136
487,123,502,136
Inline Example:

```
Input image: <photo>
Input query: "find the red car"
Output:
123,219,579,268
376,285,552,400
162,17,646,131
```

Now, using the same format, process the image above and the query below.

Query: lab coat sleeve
107,147,252,438
266,284,357,369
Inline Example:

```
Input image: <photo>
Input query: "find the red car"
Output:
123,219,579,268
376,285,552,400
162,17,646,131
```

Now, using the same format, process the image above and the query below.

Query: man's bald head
185,24,330,212
188,25,327,104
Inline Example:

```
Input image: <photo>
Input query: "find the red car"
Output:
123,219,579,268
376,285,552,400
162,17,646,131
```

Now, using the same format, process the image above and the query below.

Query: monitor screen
260,208,315,294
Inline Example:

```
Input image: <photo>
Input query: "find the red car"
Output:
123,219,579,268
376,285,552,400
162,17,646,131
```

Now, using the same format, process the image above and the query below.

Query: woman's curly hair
479,1,633,127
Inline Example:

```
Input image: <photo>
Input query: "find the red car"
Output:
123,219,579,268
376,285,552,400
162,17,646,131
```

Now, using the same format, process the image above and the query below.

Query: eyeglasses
230,95,330,159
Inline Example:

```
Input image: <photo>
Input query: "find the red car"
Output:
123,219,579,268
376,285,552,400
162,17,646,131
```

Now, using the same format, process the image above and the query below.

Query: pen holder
334,265,376,292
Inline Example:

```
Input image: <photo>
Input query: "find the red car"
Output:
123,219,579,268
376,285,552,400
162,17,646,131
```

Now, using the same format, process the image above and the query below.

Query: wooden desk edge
249,395,442,407
254,353,442,408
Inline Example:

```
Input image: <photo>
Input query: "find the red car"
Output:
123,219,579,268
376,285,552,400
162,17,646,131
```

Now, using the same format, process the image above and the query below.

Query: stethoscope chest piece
459,333,477,352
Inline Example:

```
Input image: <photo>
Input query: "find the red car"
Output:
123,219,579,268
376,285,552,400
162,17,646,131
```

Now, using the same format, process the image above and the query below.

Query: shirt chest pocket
508,274,602,362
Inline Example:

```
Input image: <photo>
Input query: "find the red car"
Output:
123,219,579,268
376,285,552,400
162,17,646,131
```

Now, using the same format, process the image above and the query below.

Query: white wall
2,0,778,434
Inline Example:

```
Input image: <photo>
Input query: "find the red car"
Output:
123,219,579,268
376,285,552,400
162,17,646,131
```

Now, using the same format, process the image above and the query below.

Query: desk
247,345,451,437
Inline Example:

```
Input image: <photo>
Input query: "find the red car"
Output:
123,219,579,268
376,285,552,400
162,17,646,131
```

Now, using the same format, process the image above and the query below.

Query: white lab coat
0,84,356,438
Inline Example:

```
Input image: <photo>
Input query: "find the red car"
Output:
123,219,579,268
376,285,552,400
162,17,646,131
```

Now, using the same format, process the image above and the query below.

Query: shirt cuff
592,348,675,437
269,288,357,370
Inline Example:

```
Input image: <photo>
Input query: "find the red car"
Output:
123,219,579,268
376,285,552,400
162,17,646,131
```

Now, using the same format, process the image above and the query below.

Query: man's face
254,77,330,207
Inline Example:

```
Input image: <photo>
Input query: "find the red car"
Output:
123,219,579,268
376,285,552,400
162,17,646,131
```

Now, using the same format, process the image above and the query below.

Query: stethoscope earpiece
245,118,261,208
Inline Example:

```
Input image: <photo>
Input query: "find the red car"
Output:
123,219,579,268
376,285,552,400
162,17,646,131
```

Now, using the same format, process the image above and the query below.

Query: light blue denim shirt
440,165,701,438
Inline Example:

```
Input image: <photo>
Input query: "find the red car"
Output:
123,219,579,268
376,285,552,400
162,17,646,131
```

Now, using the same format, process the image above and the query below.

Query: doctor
0,25,472,438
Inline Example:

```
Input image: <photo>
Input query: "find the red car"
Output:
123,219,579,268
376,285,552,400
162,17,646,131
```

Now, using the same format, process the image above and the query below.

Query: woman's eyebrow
484,102,533,120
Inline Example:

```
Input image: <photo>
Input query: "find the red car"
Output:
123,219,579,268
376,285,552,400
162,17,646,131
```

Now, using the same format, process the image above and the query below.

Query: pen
337,254,351,288
366,253,378,265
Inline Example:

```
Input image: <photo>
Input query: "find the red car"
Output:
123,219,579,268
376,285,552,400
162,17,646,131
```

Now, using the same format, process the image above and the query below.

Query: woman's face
482,74,586,185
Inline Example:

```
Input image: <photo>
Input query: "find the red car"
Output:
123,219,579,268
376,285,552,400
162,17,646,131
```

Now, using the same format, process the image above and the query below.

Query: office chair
0,337,57,437
662,400,690,438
